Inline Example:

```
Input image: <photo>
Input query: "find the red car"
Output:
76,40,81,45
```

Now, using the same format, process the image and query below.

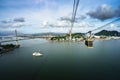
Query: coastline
49,36,120,42
0,44,20,56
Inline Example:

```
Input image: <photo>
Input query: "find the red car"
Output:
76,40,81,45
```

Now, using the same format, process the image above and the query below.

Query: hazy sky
0,0,120,34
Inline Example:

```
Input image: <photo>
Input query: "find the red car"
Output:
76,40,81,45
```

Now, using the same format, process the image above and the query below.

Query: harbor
0,0,120,79
0,39,120,80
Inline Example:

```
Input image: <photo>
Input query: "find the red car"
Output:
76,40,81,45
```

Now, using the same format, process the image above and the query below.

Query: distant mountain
95,30,120,36
25,32,85,37
32,32,66,36
19,32,67,37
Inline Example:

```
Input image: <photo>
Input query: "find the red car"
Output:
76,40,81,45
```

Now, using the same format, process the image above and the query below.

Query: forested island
0,44,20,54
95,30,120,36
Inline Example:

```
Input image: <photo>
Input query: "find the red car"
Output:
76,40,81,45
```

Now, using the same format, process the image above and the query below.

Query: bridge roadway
0,36,54,43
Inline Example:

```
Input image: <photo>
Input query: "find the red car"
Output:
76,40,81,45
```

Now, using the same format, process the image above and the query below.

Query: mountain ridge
95,30,120,36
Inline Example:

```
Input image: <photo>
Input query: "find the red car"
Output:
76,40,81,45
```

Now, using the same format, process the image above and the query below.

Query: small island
0,44,20,54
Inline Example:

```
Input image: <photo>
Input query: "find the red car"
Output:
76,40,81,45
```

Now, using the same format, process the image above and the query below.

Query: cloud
43,21,70,28
105,23,120,31
42,19,95,28
1,17,25,23
78,22,95,27
59,17,72,22
0,24,11,29
12,22,27,28
87,4,115,20
14,17,25,22
76,15,87,20
0,17,28,29
42,21,48,26
59,15,87,23
0,23,26,29
1,20,12,24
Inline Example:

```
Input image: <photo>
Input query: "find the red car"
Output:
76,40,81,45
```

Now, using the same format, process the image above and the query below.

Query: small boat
33,52,43,56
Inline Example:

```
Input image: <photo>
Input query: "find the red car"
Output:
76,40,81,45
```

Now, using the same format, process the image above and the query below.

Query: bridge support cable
88,17,120,33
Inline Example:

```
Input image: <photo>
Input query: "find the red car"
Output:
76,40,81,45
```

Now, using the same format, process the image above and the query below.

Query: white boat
33,52,43,56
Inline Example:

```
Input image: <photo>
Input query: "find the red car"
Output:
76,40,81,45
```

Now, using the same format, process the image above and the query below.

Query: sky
0,0,120,34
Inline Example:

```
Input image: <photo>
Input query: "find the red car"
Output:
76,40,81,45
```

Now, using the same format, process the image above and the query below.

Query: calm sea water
0,39,120,80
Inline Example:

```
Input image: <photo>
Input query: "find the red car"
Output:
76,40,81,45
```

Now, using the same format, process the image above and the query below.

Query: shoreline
49,37,120,42
0,44,20,56
1,37,120,43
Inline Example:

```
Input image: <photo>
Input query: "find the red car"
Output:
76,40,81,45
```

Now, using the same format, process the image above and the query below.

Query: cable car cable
87,17,120,33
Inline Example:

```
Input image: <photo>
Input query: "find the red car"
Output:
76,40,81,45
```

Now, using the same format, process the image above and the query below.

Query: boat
32,52,43,56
